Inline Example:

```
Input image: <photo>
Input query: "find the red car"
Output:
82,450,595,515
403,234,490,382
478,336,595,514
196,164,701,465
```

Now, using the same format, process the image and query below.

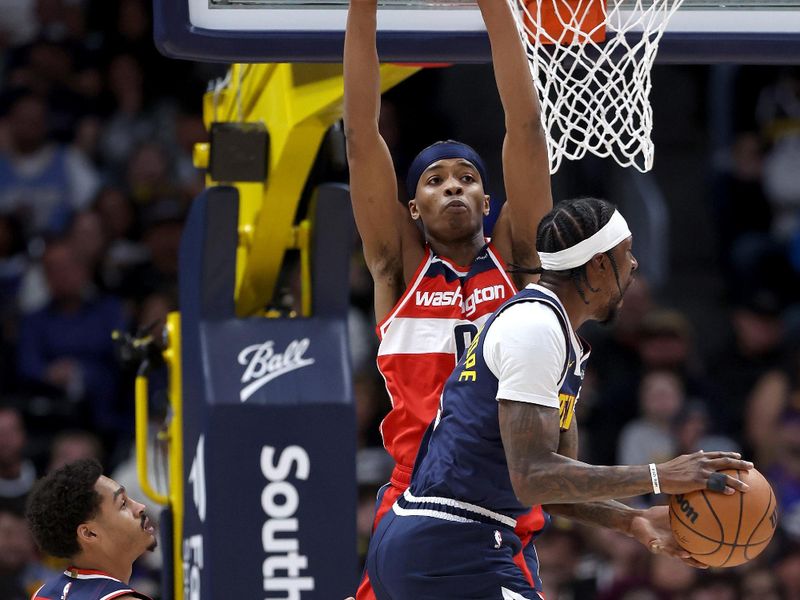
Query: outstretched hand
657,451,753,495
630,505,708,569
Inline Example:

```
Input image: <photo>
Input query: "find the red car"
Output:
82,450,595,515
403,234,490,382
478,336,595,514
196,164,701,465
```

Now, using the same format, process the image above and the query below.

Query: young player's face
600,236,638,324
408,158,489,242
90,476,157,558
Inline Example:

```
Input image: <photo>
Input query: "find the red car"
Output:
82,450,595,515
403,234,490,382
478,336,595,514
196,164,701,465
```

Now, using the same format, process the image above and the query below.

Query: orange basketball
669,468,778,568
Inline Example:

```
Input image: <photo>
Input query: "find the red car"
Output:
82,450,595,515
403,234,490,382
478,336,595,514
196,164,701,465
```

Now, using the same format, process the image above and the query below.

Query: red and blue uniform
359,243,546,599
31,567,151,600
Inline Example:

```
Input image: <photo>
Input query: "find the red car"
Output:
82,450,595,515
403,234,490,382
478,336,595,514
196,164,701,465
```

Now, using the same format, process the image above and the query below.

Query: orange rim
523,0,608,45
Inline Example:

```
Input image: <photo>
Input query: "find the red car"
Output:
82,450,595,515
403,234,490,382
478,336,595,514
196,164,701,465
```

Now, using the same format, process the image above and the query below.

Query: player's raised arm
344,0,421,321
477,0,551,281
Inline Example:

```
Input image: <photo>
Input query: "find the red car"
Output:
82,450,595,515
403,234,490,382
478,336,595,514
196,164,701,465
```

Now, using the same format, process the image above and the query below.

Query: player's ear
408,199,420,220
77,523,97,545
591,253,606,271
483,195,490,215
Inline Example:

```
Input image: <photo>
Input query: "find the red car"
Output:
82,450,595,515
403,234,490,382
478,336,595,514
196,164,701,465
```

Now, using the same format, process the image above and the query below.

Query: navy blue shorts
366,507,544,600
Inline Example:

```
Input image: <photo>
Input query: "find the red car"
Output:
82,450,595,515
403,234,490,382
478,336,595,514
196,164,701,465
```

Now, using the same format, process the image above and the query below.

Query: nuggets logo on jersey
559,393,576,431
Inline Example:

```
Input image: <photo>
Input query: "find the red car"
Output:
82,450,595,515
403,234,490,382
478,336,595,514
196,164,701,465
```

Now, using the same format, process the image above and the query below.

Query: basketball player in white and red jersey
344,0,551,597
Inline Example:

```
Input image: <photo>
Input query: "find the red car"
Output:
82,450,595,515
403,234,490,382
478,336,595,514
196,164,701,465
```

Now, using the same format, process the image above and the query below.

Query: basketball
669,468,778,568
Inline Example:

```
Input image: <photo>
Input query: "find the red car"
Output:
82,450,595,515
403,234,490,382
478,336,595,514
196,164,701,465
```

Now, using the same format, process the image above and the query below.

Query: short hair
26,459,103,558
535,197,620,304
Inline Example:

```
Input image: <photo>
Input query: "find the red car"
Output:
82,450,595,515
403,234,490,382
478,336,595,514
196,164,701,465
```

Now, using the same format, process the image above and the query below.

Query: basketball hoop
511,0,685,173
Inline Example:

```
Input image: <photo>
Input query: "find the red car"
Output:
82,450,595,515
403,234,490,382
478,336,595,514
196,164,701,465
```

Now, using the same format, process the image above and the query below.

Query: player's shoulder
491,299,563,334
484,299,565,356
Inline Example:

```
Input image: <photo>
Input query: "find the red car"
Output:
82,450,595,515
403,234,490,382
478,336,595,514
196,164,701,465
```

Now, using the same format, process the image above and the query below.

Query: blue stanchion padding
178,186,357,599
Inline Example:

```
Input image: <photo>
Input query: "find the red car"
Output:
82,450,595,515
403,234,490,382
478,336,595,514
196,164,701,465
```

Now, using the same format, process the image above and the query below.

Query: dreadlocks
510,197,623,304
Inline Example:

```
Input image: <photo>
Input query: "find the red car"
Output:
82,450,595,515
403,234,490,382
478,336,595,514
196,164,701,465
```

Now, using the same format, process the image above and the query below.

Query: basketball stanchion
131,62,420,600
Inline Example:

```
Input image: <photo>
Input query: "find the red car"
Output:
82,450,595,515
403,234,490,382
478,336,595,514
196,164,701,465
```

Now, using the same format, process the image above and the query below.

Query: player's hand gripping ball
669,467,777,567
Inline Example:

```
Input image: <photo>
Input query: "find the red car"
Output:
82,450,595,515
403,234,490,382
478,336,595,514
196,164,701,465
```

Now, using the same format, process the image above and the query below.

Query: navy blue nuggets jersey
366,285,590,599
404,284,590,521
32,568,151,600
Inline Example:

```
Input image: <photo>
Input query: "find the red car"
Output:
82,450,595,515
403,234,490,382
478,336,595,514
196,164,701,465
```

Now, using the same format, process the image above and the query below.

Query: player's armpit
556,418,578,460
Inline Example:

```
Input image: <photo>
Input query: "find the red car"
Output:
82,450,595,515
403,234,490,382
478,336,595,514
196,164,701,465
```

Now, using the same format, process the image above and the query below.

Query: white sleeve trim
483,302,567,408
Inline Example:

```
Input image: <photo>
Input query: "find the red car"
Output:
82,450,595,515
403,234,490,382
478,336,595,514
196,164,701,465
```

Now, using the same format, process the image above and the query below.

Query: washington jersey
32,568,152,600
376,242,517,476
402,284,590,521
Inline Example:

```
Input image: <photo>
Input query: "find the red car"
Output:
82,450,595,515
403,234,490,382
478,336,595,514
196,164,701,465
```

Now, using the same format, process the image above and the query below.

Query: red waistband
390,464,413,489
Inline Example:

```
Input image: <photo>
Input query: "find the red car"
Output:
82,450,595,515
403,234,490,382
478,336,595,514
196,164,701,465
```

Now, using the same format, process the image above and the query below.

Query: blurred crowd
0,1,800,599
0,0,211,597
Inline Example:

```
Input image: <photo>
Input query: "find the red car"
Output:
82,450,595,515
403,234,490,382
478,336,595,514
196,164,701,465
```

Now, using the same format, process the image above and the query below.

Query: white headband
538,210,631,271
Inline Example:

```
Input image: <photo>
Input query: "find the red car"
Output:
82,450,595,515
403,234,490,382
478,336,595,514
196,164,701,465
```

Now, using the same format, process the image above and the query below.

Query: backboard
154,1,800,63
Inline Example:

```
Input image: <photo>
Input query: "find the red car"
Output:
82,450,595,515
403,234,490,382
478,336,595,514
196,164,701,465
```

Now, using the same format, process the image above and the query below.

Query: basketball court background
144,2,800,598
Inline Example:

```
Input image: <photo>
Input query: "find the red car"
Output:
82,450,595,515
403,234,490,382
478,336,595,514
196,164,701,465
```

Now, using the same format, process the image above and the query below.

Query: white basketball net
509,0,685,173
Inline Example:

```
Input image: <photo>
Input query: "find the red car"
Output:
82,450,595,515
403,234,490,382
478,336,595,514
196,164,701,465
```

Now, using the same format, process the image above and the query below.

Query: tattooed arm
544,424,658,536
523,408,725,568
498,399,751,507
499,400,651,505
543,421,643,534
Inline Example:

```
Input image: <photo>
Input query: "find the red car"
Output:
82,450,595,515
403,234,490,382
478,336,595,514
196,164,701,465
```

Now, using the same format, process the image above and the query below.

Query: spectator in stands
354,368,390,450
617,369,685,467
584,277,654,393
745,346,800,466
687,573,740,600
587,525,651,597
740,567,787,600
588,307,711,465
0,508,51,600
765,410,800,542
776,546,800,600
16,238,127,437
119,197,184,302
0,92,99,235
92,187,148,294
0,214,28,392
0,0,38,49
709,288,786,439
674,401,739,456
97,54,152,178
47,429,103,473
124,141,179,207
536,525,597,600
0,406,36,515
66,210,108,286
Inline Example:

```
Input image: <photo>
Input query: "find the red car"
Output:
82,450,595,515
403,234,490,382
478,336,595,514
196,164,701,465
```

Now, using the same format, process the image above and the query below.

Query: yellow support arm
198,63,420,317
134,370,168,505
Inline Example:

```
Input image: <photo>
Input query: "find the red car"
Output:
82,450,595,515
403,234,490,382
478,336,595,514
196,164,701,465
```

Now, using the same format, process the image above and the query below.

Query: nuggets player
343,0,551,596
26,459,156,600
366,198,754,599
